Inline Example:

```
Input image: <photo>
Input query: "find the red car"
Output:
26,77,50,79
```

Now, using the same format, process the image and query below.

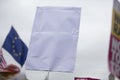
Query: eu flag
2,26,28,66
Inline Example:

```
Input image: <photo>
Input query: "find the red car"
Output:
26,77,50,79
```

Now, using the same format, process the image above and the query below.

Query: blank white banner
26,7,81,72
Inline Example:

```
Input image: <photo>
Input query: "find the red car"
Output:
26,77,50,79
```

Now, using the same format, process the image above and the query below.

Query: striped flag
0,49,7,70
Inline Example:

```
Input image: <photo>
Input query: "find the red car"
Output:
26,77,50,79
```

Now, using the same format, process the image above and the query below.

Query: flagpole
24,72,29,80
44,70,50,80
22,66,29,80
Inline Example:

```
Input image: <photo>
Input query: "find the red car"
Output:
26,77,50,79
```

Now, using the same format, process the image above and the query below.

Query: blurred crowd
0,64,28,80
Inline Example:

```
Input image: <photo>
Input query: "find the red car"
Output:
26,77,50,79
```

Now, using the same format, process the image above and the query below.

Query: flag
108,0,120,79
2,26,28,66
26,7,81,72
0,49,7,70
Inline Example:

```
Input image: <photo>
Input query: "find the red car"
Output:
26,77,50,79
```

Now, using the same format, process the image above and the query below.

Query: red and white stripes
0,49,7,70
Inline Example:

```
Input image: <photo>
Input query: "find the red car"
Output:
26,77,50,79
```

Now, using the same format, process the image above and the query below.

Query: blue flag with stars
2,26,28,66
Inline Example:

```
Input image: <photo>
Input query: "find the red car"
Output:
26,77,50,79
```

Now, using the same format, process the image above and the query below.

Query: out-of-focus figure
0,64,20,80
13,71,29,80
109,73,115,80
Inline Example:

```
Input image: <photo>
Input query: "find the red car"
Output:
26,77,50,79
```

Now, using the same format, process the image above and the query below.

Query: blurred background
0,0,119,80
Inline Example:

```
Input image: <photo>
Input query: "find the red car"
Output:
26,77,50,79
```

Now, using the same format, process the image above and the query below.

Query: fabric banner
2,26,28,66
108,0,120,79
26,7,81,72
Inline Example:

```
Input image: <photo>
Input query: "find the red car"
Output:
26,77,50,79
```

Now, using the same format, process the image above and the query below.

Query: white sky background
0,0,119,80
